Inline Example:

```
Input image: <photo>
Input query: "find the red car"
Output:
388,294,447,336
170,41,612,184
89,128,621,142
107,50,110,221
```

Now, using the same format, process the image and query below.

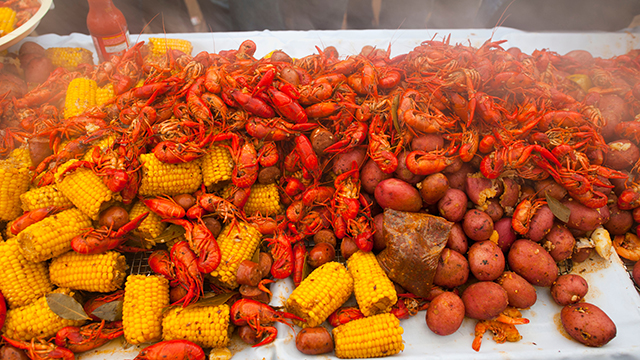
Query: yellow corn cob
149,37,193,56
96,83,115,105
210,222,262,289
130,200,166,239
20,184,74,212
16,207,92,263
285,261,354,328
0,7,16,36
0,238,53,308
138,153,203,196
162,304,231,348
3,288,86,341
64,77,97,118
243,183,281,216
3,220,12,239
201,144,233,187
333,313,404,359
44,47,94,71
56,160,116,220
81,134,115,161
347,250,397,317
123,275,170,345
49,251,127,292
0,147,32,221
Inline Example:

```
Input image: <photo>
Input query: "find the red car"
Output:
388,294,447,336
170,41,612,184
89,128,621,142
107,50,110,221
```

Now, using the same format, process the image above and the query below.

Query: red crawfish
324,120,368,154
71,212,149,254
2,335,75,360
265,86,308,124
148,249,176,280
245,116,316,141
328,306,364,327
292,241,307,287
55,320,123,353
134,339,205,360
10,206,63,235
368,115,399,174
511,198,546,235
143,196,186,219
405,149,455,176
267,232,294,279
331,166,362,239
168,241,204,307
163,218,221,273
83,290,124,321
471,308,529,352
479,142,561,179
230,298,305,347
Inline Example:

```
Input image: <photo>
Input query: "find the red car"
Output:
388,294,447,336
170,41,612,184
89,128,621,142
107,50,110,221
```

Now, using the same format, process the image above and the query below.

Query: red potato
461,281,509,320
534,178,567,201
0,345,30,360
592,176,612,198
551,274,588,306
236,260,262,287
525,205,554,242
395,150,426,184
494,217,516,252
0,72,27,99
599,94,629,141
412,133,444,152
604,203,633,236
310,127,335,155
296,327,334,355
633,261,640,287
372,213,386,252
438,188,468,223
258,166,281,184
333,146,367,175
462,209,494,241
483,199,504,222
442,157,463,174
340,237,358,260
563,200,610,232
173,194,196,211
27,136,53,168
314,229,337,248
466,175,500,207
374,178,422,212
426,292,465,336
572,246,595,263
565,49,594,67
238,325,262,345
543,224,576,262
508,239,559,287
467,240,505,281
19,41,46,57
496,271,537,309
604,139,639,170
500,177,521,209
23,56,53,84
561,302,616,347
419,173,449,205
445,162,474,192
98,206,129,230
446,223,468,254
201,217,222,238
433,249,469,288
361,158,393,194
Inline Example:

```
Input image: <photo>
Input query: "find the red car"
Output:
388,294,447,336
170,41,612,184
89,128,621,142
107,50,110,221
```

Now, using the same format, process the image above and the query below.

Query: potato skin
340,237,358,260
551,274,588,306
333,146,367,175
0,345,30,360
507,239,559,287
426,292,465,336
98,206,129,230
461,281,508,320
296,327,334,355
561,302,616,347
563,200,610,232
23,56,54,84
258,166,281,184
395,150,426,184
438,188,468,222
494,217,516,253
500,177,521,209
462,209,494,241
310,127,336,155
307,243,335,268
534,178,567,201
314,229,337,248
374,178,422,212
445,223,468,254
419,173,449,205
433,249,469,288
468,240,505,281
525,205,554,242
173,194,196,211
361,159,393,194
543,224,575,262
371,213,386,251
603,204,633,236
605,139,639,170
496,271,537,309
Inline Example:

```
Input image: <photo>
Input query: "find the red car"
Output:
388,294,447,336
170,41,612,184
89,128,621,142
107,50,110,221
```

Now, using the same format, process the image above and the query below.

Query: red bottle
87,0,130,62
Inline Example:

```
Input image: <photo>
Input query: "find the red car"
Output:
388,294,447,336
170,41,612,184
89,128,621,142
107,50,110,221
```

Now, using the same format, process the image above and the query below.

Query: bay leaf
46,293,91,321
546,192,570,223
188,291,238,308
153,224,186,243
91,300,123,321
251,247,260,264
301,253,311,283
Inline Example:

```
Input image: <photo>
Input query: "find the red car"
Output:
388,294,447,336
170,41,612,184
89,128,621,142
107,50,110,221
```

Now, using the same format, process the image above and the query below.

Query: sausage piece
236,260,262,287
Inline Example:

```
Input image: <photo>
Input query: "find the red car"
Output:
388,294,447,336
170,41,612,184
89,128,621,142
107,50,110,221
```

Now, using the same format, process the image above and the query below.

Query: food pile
0,0,40,38
0,34,639,359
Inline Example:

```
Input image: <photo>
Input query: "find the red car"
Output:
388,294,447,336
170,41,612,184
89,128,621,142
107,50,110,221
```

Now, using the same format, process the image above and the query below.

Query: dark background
33,0,640,36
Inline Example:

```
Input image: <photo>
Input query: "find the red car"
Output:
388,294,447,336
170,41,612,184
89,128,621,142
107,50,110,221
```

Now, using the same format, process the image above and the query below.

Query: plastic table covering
9,28,640,360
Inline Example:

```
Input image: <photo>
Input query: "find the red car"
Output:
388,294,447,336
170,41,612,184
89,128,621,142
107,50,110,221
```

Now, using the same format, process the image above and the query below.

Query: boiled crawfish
230,298,305,347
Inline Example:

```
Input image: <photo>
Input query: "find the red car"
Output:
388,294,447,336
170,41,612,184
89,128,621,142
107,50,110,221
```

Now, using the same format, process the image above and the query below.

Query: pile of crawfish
2,35,640,356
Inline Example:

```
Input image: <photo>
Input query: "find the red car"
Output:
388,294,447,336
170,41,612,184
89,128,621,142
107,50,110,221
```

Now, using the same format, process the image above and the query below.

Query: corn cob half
285,261,354,328
123,275,170,345
0,7,16,36
0,238,53,308
0,147,32,221
333,313,404,359
20,184,73,212
138,153,203,196
64,78,97,118
16,207,92,263
347,250,397,317
243,183,282,216
56,160,116,220
3,288,86,341
50,251,127,292
130,200,166,239
149,37,193,56
210,222,262,289
201,144,233,187
44,47,94,70
162,304,231,348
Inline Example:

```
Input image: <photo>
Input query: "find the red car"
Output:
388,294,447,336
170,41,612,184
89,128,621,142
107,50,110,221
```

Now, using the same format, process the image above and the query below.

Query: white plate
0,0,52,51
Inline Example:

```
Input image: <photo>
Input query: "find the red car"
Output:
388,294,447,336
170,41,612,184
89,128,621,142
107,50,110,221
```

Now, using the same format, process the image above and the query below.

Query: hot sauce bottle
86,0,130,62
